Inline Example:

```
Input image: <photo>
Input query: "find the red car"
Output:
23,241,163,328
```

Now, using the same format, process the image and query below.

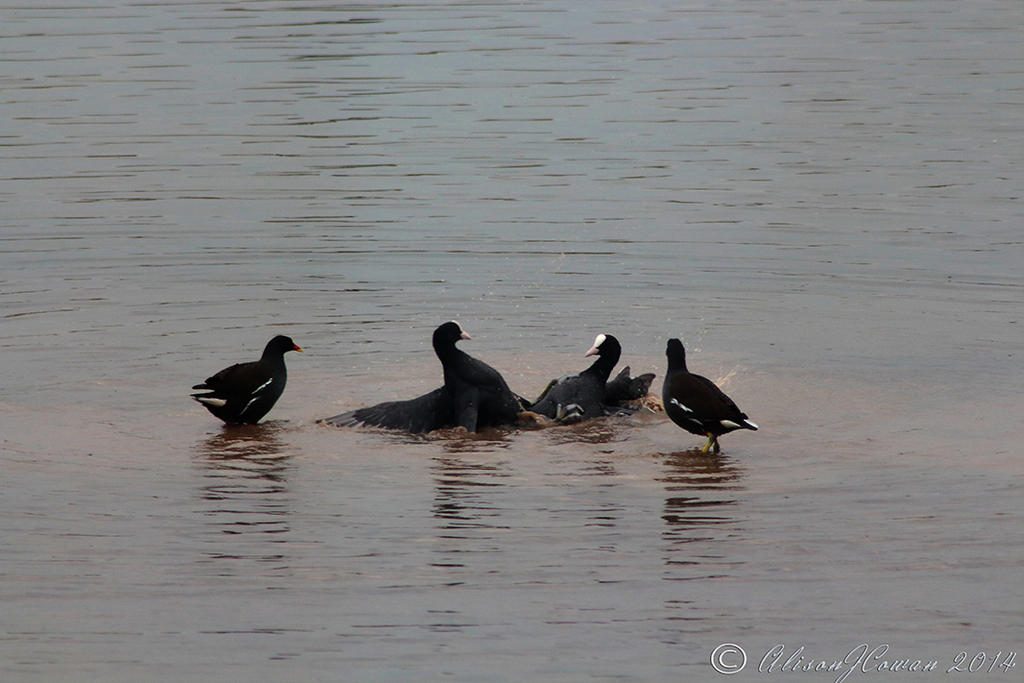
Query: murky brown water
2,1,1022,681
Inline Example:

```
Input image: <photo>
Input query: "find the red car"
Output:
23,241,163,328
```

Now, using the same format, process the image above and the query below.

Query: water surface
2,1,1021,681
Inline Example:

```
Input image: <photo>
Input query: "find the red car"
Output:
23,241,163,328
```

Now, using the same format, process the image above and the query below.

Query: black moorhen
662,338,757,453
191,335,302,425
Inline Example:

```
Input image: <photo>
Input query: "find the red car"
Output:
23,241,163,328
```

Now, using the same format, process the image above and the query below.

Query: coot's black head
264,335,303,357
665,338,686,370
584,333,621,359
433,320,471,350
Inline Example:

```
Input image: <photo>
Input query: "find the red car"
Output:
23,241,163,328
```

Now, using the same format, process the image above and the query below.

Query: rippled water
2,1,1022,681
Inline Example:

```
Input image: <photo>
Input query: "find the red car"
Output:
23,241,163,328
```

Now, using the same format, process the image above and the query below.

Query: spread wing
320,386,454,434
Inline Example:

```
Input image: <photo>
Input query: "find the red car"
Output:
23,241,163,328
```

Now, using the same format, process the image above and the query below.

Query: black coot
604,365,656,405
530,333,622,422
322,321,524,433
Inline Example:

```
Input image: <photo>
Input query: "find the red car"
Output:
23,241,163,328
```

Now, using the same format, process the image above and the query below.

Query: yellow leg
699,433,721,454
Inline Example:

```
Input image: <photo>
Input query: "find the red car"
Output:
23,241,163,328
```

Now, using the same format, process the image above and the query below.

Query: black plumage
191,335,302,425
604,365,656,405
322,321,524,433
662,338,757,453
530,333,622,422
323,386,454,434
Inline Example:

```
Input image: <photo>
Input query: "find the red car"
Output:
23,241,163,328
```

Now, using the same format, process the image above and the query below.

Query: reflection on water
2,0,1021,678
193,423,294,570
658,451,744,580
430,454,512,574
570,459,626,531
544,418,626,446
438,430,515,453
577,459,620,478
431,455,510,532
